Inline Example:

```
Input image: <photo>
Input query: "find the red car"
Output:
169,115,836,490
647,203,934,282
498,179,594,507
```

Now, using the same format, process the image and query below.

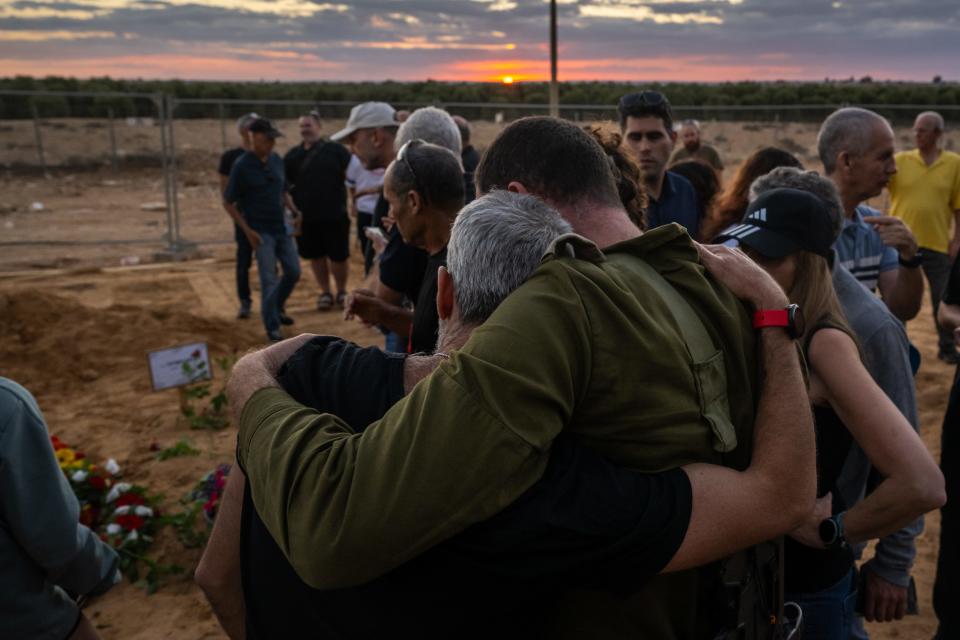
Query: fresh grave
52,434,230,593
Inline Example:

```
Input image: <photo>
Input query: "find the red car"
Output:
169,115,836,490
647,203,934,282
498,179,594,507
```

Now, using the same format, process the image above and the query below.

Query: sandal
336,291,347,309
317,293,333,311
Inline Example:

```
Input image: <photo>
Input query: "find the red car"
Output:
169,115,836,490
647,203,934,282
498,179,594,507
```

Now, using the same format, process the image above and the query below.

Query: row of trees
2,76,958,121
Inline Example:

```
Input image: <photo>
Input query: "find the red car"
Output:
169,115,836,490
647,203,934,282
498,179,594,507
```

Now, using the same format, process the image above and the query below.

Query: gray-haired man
218,112,259,319
818,107,923,322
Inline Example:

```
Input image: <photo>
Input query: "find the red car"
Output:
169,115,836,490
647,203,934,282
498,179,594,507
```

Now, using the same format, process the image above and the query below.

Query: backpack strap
629,258,738,453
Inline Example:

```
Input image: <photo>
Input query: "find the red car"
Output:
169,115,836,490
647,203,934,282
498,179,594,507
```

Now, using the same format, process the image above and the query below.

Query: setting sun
501,76,514,84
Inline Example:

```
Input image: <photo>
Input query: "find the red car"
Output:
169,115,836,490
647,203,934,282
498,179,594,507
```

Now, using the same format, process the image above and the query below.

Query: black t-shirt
462,145,481,204
218,147,245,177
379,226,429,302
945,255,960,306
241,337,692,639
410,248,445,354
784,318,856,594
284,140,351,222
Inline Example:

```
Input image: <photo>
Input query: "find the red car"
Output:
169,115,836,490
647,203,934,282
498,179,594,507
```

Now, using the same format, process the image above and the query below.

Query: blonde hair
789,251,858,353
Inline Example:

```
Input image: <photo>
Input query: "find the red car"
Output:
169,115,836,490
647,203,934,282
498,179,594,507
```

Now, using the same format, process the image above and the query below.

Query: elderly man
617,90,700,237
817,107,923,322
345,141,464,353
227,117,816,638
888,111,960,363
223,118,302,342
669,119,724,174
344,106,462,353
284,111,351,311
217,112,259,319
749,167,924,636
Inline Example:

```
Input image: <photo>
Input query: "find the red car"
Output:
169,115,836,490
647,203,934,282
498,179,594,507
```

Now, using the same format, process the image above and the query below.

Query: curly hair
583,125,648,230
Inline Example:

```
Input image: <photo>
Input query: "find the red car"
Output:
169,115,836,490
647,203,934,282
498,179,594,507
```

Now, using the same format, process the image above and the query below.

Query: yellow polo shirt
888,149,960,254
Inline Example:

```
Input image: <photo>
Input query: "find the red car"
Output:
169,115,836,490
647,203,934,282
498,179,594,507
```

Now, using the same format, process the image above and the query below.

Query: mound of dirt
0,290,261,396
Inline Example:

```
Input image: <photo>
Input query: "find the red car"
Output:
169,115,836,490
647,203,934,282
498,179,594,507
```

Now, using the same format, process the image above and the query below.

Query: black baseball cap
248,118,283,139
715,188,834,258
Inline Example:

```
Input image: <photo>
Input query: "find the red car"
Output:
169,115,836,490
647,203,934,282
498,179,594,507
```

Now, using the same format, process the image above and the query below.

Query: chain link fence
2,90,959,269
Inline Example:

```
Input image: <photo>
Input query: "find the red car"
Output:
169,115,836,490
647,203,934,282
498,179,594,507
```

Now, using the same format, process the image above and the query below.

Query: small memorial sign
147,342,212,391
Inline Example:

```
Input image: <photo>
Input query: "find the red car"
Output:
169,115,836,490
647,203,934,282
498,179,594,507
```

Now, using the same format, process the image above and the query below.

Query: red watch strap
753,309,789,329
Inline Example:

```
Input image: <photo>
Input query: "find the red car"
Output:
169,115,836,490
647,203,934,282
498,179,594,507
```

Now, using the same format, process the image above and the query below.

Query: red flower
116,493,145,507
88,475,106,490
75,451,85,460
115,514,146,530
191,349,201,358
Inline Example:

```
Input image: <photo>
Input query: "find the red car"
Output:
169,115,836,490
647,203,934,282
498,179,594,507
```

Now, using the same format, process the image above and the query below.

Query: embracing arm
195,467,246,640
231,270,591,589
663,245,816,572
812,329,945,543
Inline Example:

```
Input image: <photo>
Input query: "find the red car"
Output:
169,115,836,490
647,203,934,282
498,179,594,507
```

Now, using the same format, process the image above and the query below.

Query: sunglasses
618,91,667,110
397,139,425,192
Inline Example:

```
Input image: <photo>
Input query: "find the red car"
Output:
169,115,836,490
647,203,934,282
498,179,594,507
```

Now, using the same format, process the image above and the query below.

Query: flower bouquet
51,435,119,529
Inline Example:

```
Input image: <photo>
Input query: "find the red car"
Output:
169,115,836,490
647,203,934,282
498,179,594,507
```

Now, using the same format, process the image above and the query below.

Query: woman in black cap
717,188,944,640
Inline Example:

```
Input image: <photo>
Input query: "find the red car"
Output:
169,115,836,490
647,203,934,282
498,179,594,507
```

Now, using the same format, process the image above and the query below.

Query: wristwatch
899,250,923,268
752,304,805,340
818,512,848,550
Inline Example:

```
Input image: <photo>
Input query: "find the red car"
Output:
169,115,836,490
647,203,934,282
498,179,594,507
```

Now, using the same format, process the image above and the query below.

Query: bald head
914,111,945,153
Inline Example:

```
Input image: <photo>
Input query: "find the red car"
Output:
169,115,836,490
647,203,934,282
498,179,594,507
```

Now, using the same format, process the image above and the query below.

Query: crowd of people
4,91,959,640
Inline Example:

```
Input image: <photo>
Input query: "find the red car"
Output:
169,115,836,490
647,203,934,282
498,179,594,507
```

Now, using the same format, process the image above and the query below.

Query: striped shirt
834,205,899,292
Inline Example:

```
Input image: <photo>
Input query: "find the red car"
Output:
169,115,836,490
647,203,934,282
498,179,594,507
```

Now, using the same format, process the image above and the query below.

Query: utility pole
549,0,559,117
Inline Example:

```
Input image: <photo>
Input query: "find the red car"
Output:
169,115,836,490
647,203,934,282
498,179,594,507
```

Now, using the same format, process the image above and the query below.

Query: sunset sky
1,0,956,82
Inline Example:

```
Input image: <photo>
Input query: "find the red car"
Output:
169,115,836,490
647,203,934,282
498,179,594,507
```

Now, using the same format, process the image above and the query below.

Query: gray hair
396,107,462,157
680,119,701,132
236,112,260,133
916,110,945,132
749,166,845,242
817,107,889,174
447,190,572,323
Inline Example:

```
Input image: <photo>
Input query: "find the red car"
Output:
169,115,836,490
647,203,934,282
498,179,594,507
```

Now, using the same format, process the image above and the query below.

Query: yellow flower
55,448,75,465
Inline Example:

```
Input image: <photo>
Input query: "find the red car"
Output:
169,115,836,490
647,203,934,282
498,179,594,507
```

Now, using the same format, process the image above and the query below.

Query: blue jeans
786,568,858,640
235,225,253,305
254,232,301,334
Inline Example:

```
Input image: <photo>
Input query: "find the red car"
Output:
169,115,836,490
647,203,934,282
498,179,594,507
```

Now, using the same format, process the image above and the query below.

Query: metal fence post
30,101,47,175
107,107,118,173
166,94,183,249
156,94,176,253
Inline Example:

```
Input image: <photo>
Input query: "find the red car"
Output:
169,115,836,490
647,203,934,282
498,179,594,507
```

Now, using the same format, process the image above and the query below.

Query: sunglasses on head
397,139,426,191
619,91,667,110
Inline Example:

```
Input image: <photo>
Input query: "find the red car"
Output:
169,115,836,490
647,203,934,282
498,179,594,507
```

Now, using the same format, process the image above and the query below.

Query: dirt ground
0,119,955,638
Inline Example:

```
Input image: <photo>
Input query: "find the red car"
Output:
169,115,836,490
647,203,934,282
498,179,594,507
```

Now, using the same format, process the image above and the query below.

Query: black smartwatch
899,250,923,268
818,512,847,550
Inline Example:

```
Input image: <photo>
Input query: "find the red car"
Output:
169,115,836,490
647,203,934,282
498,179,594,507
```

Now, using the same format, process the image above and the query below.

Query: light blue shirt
834,205,899,292
0,378,119,640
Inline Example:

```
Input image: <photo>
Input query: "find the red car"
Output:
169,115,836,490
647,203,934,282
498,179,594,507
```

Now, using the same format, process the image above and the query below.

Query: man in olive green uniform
230,118,809,638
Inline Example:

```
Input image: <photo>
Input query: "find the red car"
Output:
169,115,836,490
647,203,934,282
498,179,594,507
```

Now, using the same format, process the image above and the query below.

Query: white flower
106,482,131,503
71,470,88,483
134,506,153,518
106,523,121,536
104,458,121,475
113,505,131,515
124,529,139,543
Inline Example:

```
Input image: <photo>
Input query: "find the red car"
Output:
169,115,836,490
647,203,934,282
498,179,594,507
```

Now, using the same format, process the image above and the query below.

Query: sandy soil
0,119,955,638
